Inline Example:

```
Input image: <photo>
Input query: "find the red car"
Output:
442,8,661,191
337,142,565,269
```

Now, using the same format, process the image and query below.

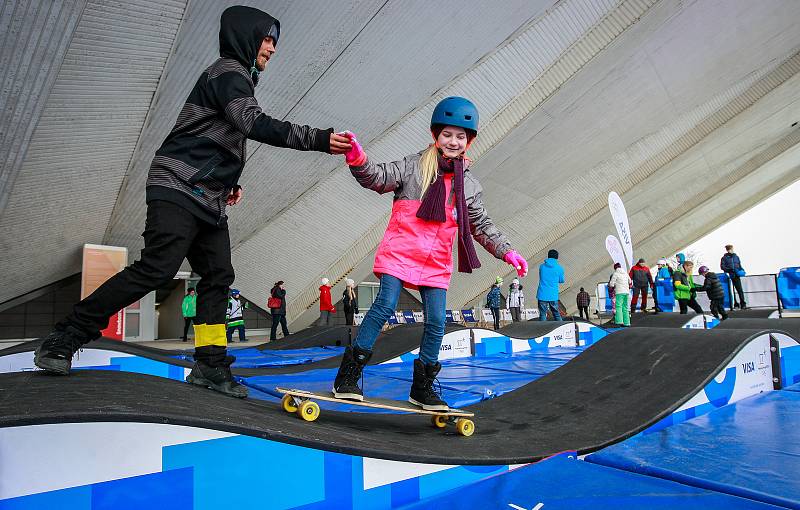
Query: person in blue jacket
486,277,502,330
721,244,747,309
537,249,565,321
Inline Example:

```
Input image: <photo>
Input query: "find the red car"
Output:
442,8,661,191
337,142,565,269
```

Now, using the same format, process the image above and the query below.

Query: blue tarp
174,346,344,368
398,454,780,510
588,391,800,509
242,348,583,411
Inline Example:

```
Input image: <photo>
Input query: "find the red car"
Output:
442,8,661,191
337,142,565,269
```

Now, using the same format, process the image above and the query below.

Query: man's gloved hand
503,250,528,277
342,131,367,166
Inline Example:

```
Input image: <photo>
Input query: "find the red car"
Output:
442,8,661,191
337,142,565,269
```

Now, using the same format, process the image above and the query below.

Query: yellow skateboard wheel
297,400,320,422
456,418,475,437
431,415,448,429
281,394,298,413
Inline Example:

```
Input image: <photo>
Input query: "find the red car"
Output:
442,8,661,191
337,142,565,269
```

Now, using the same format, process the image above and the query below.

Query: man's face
727,247,733,254
255,36,275,71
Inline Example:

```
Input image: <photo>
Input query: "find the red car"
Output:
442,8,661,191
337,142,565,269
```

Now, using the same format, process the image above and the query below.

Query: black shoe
186,356,247,398
333,346,371,401
409,359,449,411
33,326,89,375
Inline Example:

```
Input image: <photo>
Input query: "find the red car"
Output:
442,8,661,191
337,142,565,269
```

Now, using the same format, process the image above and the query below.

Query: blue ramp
588,391,800,509
399,454,779,510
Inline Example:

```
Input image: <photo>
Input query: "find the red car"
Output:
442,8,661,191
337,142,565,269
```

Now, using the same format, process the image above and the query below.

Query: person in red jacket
318,278,336,326
629,258,654,313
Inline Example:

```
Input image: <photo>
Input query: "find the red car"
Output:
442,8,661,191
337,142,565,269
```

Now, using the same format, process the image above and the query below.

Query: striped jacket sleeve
209,72,332,152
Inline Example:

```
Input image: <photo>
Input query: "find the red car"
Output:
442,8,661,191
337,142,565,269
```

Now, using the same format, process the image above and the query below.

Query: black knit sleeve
209,71,332,152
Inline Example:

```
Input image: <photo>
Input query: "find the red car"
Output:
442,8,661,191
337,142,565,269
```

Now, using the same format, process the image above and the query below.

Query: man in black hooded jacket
33,6,352,398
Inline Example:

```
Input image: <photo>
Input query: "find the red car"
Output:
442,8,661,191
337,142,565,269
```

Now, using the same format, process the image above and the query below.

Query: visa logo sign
742,361,755,374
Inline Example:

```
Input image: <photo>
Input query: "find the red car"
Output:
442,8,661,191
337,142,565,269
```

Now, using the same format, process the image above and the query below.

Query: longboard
276,387,476,436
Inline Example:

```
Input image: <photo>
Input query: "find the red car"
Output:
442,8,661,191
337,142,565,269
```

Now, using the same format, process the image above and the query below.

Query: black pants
710,299,728,320
729,274,746,308
510,307,521,322
344,309,355,326
270,314,290,340
678,298,703,314
490,307,500,330
63,201,234,357
182,317,194,341
578,306,589,320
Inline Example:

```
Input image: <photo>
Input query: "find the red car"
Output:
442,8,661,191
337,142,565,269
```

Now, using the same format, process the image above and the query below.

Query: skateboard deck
276,387,476,436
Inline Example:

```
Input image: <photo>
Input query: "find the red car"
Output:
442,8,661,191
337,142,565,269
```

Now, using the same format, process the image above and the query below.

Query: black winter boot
186,350,247,398
34,325,92,375
409,359,449,411
333,346,371,401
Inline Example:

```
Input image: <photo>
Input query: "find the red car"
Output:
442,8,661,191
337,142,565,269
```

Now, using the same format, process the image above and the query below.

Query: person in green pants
609,263,632,326
181,288,197,342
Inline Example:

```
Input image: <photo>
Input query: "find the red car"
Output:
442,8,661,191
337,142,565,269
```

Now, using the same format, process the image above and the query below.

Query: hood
544,258,559,267
615,267,627,274
219,6,280,84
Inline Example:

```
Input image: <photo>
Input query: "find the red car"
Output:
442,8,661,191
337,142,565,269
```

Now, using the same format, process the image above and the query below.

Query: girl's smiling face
436,126,469,158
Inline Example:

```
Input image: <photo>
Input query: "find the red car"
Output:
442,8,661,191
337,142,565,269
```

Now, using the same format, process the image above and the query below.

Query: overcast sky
682,179,799,275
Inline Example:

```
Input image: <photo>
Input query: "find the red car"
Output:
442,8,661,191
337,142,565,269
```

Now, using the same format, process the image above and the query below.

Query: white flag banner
605,235,628,271
608,191,634,267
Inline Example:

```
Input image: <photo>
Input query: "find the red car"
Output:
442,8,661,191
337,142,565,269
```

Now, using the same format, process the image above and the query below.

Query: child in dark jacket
696,266,728,320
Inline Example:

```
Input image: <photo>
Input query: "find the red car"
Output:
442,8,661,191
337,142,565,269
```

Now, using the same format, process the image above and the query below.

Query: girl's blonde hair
419,144,439,198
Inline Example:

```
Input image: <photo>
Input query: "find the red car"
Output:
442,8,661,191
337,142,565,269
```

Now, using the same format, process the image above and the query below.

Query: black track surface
628,313,705,328
259,326,356,350
727,309,782,319
0,324,462,377
0,327,771,465
716,318,800,339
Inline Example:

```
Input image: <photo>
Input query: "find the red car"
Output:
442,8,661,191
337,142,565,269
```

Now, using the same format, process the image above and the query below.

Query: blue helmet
230,289,240,296
431,96,479,134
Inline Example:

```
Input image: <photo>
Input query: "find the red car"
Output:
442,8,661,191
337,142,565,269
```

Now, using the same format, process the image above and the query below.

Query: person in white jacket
506,278,525,322
608,263,632,327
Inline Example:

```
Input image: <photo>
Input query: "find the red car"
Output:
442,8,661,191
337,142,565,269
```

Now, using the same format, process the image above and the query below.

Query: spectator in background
673,261,703,314
342,279,358,326
721,244,747,310
695,266,728,320
537,249,565,321
576,287,590,321
652,258,672,314
318,278,336,326
629,258,654,314
487,277,502,330
507,278,525,322
226,289,248,342
181,288,197,342
268,281,289,341
609,263,631,327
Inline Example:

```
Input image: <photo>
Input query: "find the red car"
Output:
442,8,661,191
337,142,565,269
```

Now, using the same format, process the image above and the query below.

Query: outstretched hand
329,132,352,155
341,131,367,166
503,250,528,277
226,186,243,206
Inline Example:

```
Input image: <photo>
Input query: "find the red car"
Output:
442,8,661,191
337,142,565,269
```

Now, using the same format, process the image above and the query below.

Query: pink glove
343,131,367,166
504,250,528,277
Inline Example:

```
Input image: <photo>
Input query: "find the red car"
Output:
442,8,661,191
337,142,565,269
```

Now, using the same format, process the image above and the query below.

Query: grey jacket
350,151,511,259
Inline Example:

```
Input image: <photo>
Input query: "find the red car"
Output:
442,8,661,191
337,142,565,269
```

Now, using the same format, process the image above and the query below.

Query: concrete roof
1,0,798,326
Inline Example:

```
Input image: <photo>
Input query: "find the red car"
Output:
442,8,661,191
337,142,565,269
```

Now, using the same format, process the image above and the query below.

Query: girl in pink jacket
333,97,528,410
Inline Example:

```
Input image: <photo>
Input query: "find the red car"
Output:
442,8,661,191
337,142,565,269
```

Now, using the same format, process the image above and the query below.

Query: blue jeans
353,274,446,365
538,300,562,321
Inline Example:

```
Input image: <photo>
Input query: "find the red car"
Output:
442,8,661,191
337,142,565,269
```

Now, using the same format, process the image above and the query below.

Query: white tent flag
605,235,628,271
608,191,634,267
